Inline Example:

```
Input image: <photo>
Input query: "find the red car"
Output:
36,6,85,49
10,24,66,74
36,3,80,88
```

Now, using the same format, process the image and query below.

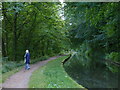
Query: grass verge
29,56,85,88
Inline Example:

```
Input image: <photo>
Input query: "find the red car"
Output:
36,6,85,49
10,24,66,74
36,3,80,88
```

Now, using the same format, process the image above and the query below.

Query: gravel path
2,56,60,88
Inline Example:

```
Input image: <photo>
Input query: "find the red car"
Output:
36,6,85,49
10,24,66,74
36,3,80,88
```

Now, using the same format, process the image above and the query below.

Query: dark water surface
64,54,119,88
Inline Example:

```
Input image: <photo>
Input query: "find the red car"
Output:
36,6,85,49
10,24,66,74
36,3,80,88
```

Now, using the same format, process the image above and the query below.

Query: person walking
24,50,30,70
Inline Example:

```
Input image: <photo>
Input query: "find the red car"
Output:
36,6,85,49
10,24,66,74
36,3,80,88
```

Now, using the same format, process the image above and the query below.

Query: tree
64,2,120,72
2,2,67,61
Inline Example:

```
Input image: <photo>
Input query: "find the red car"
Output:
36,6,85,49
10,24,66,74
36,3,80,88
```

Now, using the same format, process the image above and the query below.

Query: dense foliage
64,2,120,72
2,2,68,61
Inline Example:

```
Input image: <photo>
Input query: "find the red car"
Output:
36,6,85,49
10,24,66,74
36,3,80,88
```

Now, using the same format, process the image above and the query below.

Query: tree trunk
2,3,8,57
2,37,6,57
13,4,18,61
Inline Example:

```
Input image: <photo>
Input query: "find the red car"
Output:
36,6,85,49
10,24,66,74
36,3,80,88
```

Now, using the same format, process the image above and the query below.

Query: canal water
64,54,119,88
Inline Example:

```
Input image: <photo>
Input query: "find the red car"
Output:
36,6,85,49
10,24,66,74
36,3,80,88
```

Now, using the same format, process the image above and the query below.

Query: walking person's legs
24,64,30,71
26,64,30,70
27,64,30,70
25,64,27,70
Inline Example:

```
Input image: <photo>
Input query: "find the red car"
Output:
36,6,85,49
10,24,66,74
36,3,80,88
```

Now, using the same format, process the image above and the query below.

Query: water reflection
64,54,119,88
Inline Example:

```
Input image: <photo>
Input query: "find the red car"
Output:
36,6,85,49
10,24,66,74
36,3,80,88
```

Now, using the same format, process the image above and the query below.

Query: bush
105,52,120,73
2,56,50,73
2,61,23,73
39,55,49,61
29,56,49,64
106,52,119,62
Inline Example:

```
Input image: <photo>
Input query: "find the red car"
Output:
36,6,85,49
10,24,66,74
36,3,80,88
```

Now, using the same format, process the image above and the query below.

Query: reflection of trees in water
64,55,118,88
